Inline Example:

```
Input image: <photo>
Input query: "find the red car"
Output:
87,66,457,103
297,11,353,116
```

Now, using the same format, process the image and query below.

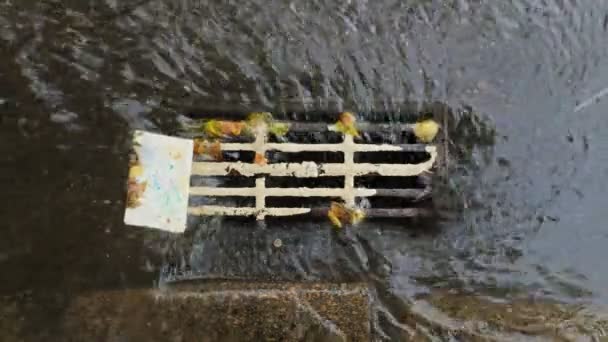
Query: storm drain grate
186,117,438,221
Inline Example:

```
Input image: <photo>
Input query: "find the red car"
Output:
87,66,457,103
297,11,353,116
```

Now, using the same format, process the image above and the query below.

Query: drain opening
266,176,344,189
185,115,438,222
266,197,343,209
355,151,431,164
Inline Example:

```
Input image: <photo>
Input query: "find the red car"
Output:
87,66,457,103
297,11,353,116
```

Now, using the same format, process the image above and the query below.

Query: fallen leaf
350,209,366,225
269,122,290,137
334,112,360,137
193,139,223,160
339,112,356,126
247,112,273,126
126,180,147,208
204,120,244,138
254,152,268,165
193,139,205,154
203,120,222,137
327,201,365,228
327,202,349,228
413,119,440,143
328,211,343,229
207,141,223,160
128,165,144,178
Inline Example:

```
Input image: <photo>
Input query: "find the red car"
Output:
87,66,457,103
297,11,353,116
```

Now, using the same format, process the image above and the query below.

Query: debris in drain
268,121,290,137
331,112,360,137
122,112,443,229
273,238,283,248
126,149,147,208
254,152,268,165
247,112,290,138
129,163,143,178
126,178,147,208
186,112,439,222
413,119,440,143
193,139,222,160
203,119,245,138
246,112,272,127
327,202,366,229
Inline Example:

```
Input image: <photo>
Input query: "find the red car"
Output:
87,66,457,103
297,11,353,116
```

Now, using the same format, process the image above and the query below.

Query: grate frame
187,121,437,220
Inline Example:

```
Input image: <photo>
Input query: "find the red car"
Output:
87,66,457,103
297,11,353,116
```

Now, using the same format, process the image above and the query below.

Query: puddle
2,0,608,339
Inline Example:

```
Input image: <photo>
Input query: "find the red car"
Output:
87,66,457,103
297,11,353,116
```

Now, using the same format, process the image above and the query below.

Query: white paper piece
124,131,193,233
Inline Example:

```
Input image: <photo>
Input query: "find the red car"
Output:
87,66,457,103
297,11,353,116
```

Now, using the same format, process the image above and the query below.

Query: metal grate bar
188,206,312,217
219,142,429,153
189,187,426,199
191,159,436,178
286,122,414,133
187,206,432,218
343,135,356,206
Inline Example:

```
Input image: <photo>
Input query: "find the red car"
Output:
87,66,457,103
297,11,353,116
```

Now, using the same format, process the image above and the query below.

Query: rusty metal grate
185,117,437,221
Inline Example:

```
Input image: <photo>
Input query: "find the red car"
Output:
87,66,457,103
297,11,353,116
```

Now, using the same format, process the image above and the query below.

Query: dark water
3,0,608,339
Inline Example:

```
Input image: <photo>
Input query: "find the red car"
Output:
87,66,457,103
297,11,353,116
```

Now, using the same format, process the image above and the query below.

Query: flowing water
2,0,608,340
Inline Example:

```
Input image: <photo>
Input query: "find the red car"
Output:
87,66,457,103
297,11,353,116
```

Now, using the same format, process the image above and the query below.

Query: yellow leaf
339,112,356,126
327,201,366,228
413,119,440,143
334,112,360,137
247,112,273,126
204,120,244,138
126,180,147,208
328,211,342,228
269,122,290,137
129,165,144,178
328,202,348,228
204,120,223,137
350,209,366,225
